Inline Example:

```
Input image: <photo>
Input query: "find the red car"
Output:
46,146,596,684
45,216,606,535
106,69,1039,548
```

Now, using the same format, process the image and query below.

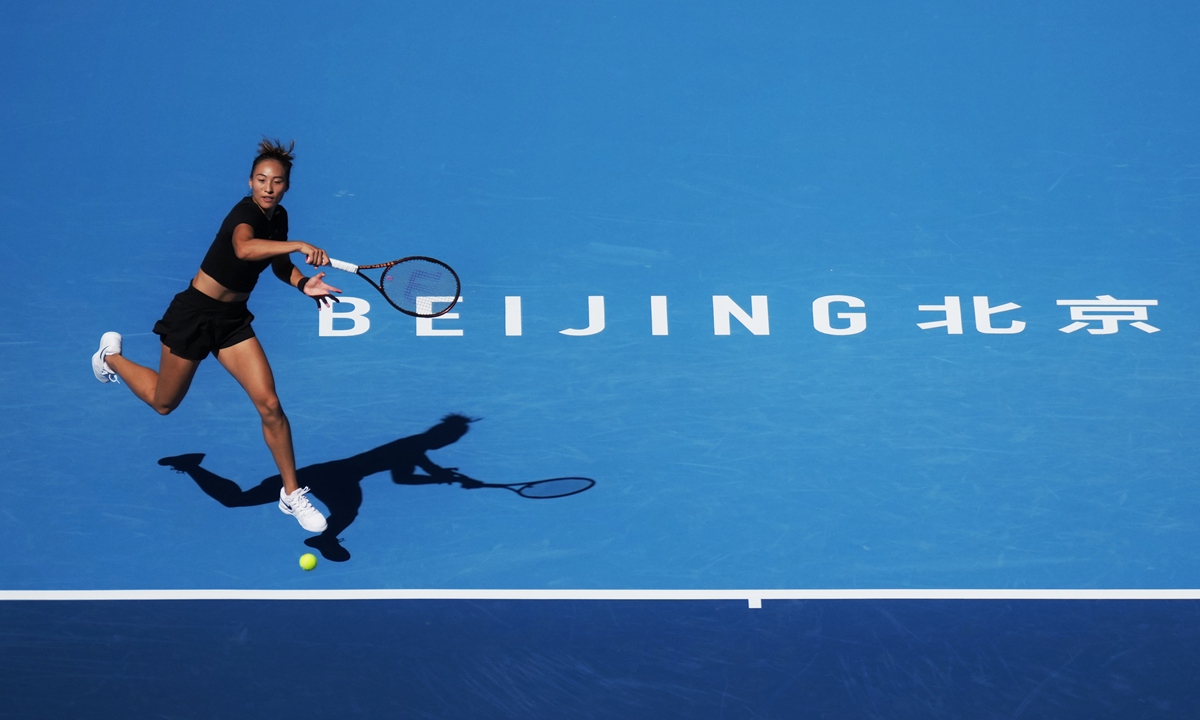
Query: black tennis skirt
153,284,256,360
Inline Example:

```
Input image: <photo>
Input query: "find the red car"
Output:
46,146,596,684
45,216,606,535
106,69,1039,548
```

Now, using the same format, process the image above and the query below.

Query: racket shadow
439,471,597,499
156,414,595,563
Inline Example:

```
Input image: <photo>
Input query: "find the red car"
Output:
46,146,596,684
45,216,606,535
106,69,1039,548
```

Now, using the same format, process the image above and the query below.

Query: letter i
505,296,522,336
651,296,668,335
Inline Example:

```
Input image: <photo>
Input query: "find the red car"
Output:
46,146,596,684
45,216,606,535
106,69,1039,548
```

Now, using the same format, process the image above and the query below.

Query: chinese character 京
1056,295,1159,334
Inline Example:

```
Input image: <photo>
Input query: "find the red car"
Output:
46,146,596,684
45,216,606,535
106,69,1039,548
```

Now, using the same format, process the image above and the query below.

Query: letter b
319,297,371,337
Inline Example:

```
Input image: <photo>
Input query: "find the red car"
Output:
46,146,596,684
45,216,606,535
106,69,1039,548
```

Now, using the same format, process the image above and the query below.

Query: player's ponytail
251,138,295,185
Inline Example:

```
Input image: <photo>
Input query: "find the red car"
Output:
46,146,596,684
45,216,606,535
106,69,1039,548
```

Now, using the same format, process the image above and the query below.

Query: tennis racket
328,255,461,318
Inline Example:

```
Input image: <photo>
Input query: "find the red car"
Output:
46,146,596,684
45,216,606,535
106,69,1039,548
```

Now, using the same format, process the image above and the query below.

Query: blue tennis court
3,1,1200,716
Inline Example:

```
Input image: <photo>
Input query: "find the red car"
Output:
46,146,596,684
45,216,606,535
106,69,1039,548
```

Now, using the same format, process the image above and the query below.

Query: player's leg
93,287,207,413
214,336,296,488
215,336,326,532
105,344,201,415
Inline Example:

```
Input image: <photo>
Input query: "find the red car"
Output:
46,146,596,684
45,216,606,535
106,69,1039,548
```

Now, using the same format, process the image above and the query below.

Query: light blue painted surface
2,1,1199,589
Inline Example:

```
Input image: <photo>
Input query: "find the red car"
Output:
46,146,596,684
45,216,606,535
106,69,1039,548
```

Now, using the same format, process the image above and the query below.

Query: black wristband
297,276,310,294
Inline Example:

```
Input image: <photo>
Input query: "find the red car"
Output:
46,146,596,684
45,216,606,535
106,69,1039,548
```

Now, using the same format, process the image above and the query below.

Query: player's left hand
303,272,343,308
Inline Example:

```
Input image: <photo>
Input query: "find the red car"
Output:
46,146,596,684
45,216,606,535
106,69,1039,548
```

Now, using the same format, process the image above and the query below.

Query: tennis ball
299,553,318,571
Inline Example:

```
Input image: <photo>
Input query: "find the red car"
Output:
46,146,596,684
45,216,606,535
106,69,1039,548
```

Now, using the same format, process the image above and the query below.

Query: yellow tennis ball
299,553,317,571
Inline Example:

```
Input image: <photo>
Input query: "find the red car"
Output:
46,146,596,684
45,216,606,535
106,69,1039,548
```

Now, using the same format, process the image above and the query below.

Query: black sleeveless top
199,197,292,293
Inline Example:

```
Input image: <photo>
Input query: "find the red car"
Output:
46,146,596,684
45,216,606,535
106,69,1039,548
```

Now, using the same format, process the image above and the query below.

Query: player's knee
256,395,285,423
151,392,179,415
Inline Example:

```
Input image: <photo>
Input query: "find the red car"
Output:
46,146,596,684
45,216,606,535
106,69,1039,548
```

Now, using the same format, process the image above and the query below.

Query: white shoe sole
92,332,122,383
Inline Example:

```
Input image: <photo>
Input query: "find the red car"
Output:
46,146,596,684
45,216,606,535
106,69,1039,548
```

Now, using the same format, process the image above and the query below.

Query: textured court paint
3,599,1200,720
2,1,1200,593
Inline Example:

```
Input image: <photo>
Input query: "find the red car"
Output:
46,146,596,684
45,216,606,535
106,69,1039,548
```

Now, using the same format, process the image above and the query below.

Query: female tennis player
91,139,340,532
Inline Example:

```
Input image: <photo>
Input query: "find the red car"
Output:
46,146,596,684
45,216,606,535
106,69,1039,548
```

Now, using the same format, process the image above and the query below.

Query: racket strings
381,258,460,317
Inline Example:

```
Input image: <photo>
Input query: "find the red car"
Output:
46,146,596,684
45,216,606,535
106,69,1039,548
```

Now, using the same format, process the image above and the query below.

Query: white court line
2,589,1200,602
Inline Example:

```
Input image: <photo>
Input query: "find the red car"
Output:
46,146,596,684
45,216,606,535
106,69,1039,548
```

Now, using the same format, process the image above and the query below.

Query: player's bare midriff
192,269,250,303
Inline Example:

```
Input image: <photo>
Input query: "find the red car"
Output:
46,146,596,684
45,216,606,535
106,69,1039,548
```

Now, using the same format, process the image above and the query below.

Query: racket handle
329,258,359,273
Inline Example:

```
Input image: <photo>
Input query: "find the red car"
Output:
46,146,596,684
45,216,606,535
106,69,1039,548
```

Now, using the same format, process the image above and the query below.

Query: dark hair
250,138,295,185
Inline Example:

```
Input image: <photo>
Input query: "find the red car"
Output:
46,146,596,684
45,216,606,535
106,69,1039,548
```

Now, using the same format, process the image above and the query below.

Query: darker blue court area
4,599,1199,720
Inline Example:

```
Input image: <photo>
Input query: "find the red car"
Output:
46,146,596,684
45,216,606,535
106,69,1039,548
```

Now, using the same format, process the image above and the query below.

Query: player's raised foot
91,332,122,383
157,453,206,473
279,486,328,533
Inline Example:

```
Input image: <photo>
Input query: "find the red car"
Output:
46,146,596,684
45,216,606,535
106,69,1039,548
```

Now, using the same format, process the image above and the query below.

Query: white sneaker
92,332,122,383
279,486,328,532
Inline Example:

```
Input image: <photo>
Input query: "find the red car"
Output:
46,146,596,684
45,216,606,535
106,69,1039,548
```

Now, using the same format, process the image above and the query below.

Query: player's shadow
158,414,490,563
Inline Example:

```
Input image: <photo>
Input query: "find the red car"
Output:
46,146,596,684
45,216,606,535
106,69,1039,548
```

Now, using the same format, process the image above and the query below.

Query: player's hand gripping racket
328,255,461,318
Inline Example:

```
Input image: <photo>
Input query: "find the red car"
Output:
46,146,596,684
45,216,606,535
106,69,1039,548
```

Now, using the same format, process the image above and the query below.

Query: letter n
713,296,769,335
